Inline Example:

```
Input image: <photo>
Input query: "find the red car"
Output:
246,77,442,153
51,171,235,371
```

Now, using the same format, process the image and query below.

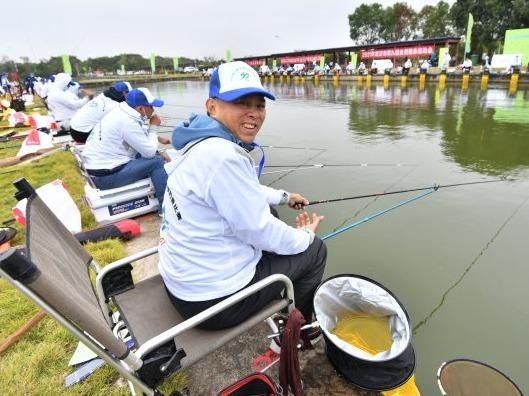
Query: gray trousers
167,237,327,330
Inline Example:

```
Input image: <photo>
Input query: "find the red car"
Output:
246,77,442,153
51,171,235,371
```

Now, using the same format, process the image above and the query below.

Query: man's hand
157,135,171,145
287,193,309,210
295,211,325,233
159,150,171,163
150,114,162,126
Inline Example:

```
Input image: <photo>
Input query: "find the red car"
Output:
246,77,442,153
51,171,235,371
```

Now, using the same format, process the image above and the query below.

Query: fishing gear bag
313,274,416,391
217,372,281,396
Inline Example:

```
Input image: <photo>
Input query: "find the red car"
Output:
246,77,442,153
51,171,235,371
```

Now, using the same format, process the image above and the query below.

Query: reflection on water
272,82,529,176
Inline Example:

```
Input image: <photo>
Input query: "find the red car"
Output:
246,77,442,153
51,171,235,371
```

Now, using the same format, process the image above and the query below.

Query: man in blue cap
159,61,327,340
70,81,132,143
81,87,169,206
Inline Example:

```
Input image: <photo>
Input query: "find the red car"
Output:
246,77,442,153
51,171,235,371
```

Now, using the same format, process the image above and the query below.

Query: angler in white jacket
46,72,94,132
70,81,132,143
81,87,169,205
159,61,327,331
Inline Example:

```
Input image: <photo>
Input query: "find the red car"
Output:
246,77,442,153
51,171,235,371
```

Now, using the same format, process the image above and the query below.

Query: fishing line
413,190,529,334
308,179,506,206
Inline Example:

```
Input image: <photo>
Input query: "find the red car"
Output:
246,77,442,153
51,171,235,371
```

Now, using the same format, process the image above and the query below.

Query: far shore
79,68,529,89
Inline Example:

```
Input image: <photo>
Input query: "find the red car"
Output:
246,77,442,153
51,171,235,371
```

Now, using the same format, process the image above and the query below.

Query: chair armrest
95,246,159,325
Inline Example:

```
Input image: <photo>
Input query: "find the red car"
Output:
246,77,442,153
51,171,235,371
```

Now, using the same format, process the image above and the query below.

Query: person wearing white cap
81,87,169,206
70,81,132,143
159,61,327,335
46,72,94,133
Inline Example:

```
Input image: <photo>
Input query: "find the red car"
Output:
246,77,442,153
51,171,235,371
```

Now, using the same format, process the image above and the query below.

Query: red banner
361,45,435,59
245,59,265,67
280,54,322,65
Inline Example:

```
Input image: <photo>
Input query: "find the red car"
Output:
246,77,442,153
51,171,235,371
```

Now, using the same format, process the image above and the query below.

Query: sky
4,0,454,62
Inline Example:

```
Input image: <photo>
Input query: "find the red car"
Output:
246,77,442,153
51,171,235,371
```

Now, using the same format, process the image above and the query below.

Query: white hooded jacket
46,73,89,122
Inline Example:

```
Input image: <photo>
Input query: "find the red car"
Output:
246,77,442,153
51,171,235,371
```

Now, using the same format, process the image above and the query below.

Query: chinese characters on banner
361,46,435,59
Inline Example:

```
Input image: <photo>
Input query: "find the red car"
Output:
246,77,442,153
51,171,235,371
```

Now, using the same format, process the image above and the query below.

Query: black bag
10,99,25,112
218,372,281,396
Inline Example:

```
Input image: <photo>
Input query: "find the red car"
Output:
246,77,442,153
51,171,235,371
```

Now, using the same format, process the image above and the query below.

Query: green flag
272,59,277,69
226,49,232,62
350,53,358,69
121,64,125,73
173,57,179,71
464,13,474,54
319,56,325,69
150,53,156,73
62,54,72,75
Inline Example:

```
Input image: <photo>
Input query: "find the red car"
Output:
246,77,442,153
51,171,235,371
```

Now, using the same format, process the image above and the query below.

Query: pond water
148,79,529,394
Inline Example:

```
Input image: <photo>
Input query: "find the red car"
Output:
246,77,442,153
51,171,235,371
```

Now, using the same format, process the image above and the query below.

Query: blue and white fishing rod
320,188,437,241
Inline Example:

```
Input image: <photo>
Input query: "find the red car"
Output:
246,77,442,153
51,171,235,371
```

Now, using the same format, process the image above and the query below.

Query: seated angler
70,81,132,143
46,73,94,134
81,87,170,206
159,62,327,346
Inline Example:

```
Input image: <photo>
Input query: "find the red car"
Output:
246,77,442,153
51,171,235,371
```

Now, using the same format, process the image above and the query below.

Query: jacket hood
53,73,72,91
171,114,241,150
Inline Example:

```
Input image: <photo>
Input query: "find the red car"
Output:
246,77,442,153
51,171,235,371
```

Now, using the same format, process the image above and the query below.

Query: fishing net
437,359,522,396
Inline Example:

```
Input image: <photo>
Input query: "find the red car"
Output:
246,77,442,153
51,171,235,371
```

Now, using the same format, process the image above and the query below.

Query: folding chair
0,178,295,395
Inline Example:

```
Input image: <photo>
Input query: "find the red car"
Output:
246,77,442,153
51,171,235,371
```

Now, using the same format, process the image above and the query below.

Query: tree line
349,0,529,55
0,53,220,79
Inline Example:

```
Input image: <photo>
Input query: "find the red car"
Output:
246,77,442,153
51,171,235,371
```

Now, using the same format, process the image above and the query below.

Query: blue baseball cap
209,61,275,102
114,81,132,93
126,88,164,108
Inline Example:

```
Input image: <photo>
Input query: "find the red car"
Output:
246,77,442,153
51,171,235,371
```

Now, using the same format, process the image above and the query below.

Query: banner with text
280,54,322,65
245,59,265,67
361,45,435,59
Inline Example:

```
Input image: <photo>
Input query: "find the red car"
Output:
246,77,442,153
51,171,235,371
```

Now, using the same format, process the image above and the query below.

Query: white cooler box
84,178,159,224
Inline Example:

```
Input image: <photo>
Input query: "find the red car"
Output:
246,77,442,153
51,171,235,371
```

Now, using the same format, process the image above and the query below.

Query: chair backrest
1,179,128,359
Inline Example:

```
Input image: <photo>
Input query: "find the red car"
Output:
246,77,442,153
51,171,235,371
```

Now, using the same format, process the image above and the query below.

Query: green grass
0,150,186,394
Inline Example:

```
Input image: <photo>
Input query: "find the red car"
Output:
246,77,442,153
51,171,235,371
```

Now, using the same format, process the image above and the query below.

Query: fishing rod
261,145,326,151
261,163,416,175
0,134,28,143
308,179,505,206
264,163,416,168
321,188,437,241
0,143,21,150
163,103,203,109
159,115,186,120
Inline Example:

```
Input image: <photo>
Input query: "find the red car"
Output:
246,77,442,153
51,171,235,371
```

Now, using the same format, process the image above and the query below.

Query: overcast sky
4,0,454,62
